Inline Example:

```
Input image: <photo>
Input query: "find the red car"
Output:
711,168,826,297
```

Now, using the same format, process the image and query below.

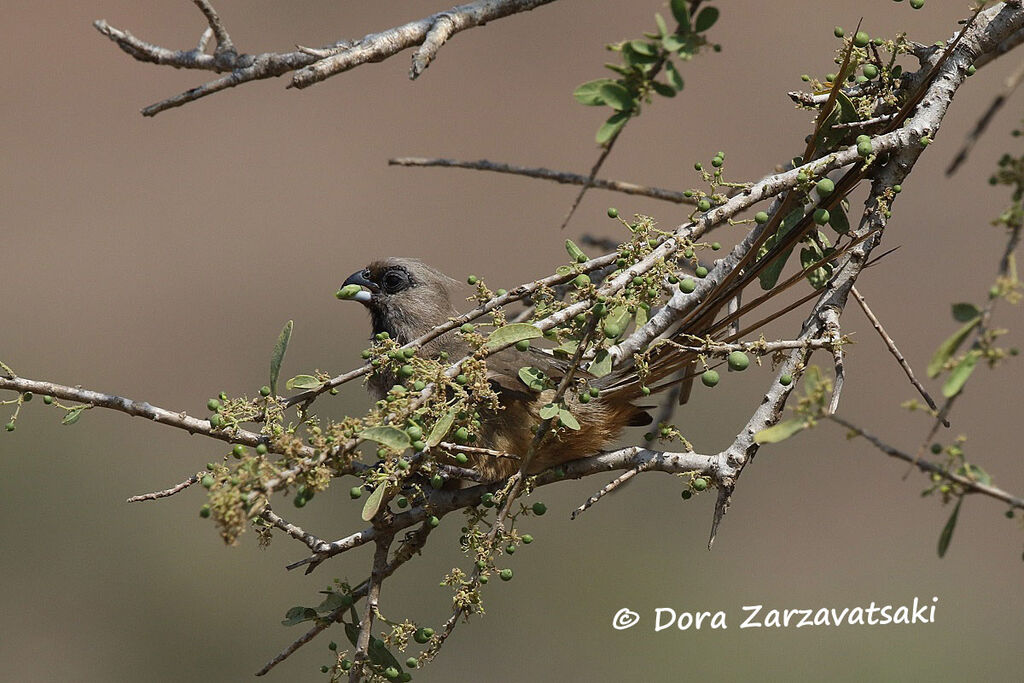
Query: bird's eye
381,268,411,294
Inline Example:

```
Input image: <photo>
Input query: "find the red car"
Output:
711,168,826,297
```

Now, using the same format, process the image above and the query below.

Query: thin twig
850,285,946,422
126,474,199,502
389,157,695,204
571,460,652,519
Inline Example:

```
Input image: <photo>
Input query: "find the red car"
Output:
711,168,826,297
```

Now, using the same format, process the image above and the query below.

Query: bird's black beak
337,269,377,304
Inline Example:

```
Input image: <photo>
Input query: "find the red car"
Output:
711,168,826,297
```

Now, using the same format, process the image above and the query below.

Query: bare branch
126,474,199,503
388,157,695,204
192,0,234,56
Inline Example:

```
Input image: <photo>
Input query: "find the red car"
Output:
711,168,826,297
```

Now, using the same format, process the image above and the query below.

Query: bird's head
339,258,460,342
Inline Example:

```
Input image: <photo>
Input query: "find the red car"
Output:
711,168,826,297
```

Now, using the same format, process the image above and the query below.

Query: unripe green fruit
413,628,432,644
695,266,708,278
500,568,514,581
207,398,221,411
640,386,651,396
857,139,873,157
506,544,516,554
755,211,769,224
321,666,330,674
455,452,469,464
467,275,478,285
910,0,924,8
532,502,547,516
698,199,711,211
361,349,372,359
779,373,793,386
574,273,591,287
813,208,830,225
4,422,14,432
515,339,530,352
589,387,600,398
21,392,32,402
349,486,363,499
679,278,696,294
233,444,247,459
199,505,211,518
966,65,976,76
454,426,470,443
406,658,418,669
834,26,844,37
460,323,475,334
428,516,440,527
681,490,692,500
201,475,214,489
931,443,942,454
384,666,399,680
727,351,749,371
431,474,444,489
43,395,54,405
397,496,409,508
692,477,708,491
328,641,337,651
607,207,619,218
259,385,271,397
406,424,423,440
711,156,723,168
853,31,870,47
815,178,835,196
701,370,720,387
336,283,364,300
862,64,878,79
496,289,507,296
399,365,414,379
522,534,534,544
455,374,468,386
256,443,268,455
711,242,721,251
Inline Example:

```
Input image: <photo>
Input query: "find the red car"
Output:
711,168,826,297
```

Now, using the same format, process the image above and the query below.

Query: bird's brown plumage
342,258,654,482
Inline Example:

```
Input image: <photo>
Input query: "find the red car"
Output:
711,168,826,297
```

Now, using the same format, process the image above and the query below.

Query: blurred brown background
2,1,1022,681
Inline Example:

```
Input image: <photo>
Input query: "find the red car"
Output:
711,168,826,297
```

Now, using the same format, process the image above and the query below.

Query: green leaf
552,339,579,358
942,350,981,398
927,317,981,378
360,426,411,451
565,239,587,263
316,592,348,613
427,405,458,448
629,40,658,56
937,498,963,558
694,6,719,32
269,320,293,397
518,366,549,392
956,462,992,486
62,406,85,425
344,622,359,648
368,637,403,672
286,374,322,391
634,305,649,328
598,82,634,111
669,0,691,26
281,606,319,626
558,408,581,430
651,81,676,98
484,323,543,351
951,302,980,322
589,349,613,377
596,110,630,145
828,204,850,234
654,12,669,37
603,305,631,339
662,34,685,52
573,79,613,106
362,482,389,521
539,403,559,420
758,207,803,290
665,60,684,91
754,419,807,444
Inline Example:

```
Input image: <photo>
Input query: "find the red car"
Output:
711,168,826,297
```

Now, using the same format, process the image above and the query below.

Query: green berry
815,178,835,196
931,443,942,454
406,658,418,669
460,323,475,334
862,64,878,79
199,505,211,518
43,395,53,405
455,374,468,386
857,139,873,157
694,162,703,171
428,516,440,527
349,486,363,499
207,398,221,412
506,544,516,554
232,444,247,459
455,452,469,464
256,443,268,456
399,364,414,379
681,490,692,500
679,278,696,294
607,207,619,218
589,387,600,398
413,629,431,644
201,475,215,489
711,242,721,251
727,351,750,371
515,339,531,352
779,373,793,386
361,349,372,359
853,31,870,48
698,198,711,211
406,424,423,440
467,275,478,285
695,266,709,278
892,184,902,193
755,211,769,224
336,283,363,300
692,477,708,491
21,392,32,402
454,426,469,443
825,73,837,83
910,0,924,8
640,386,651,396
396,496,409,508
499,568,514,581
496,289,507,296
966,65,976,76
1006,510,1015,519
431,474,444,489
522,534,534,544
711,156,723,168
701,370,720,387
384,667,399,680
834,26,844,38
532,502,547,516
574,273,591,288
813,208,830,225
320,665,330,674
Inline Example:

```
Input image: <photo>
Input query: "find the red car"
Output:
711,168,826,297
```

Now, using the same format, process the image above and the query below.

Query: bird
340,258,661,483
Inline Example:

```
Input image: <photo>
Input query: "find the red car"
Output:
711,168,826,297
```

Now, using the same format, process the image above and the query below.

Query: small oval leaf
589,349,613,377
694,6,719,32
270,320,293,396
928,318,981,378
754,418,807,444
361,482,389,521
539,403,559,420
558,408,581,430
286,374,322,391
427,405,458,448
573,79,613,106
484,323,543,352
62,406,85,425
937,498,963,558
518,366,549,392
942,350,981,398
598,82,634,111
359,426,411,451
951,302,980,322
